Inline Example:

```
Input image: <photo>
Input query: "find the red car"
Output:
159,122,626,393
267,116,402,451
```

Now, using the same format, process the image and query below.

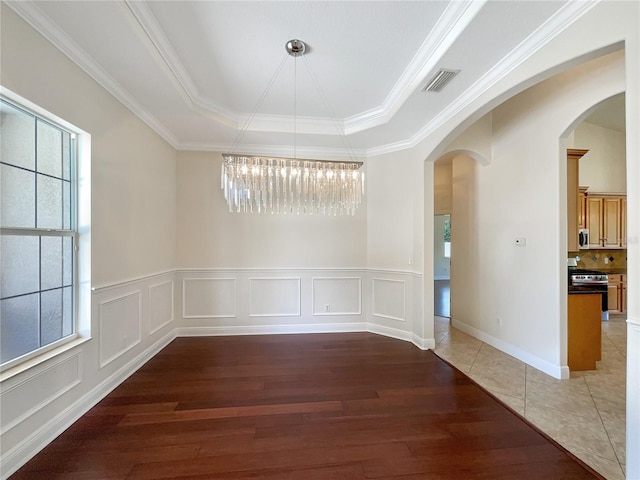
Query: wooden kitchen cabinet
621,197,627,248
578,186,588,229
567,149,588,251
585,194,626,248
568,293,602,371
608,274,627,314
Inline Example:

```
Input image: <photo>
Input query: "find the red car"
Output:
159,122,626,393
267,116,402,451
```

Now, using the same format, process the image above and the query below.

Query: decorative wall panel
99,291,142,368
182,278,236,318
372,278,406,321
149,280,174,334
0,352,81,432
312,277,362,315
249,278,301,317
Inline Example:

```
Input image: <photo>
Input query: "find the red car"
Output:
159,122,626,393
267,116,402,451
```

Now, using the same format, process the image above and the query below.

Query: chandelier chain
229,53,289,154
221,39,365,216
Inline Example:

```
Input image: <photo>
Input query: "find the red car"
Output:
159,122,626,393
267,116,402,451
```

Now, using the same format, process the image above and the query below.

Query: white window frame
0,87,91,376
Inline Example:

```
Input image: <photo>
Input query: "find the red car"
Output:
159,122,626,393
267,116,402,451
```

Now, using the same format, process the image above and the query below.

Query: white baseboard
176,322,434,352
412,333,436,350
1,330,176,479
175,322,369,337
451,319,567,380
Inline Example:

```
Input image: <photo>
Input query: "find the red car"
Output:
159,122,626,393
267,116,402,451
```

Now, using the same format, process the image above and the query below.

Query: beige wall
434,158,453,215
176,151,366,269
575,121,626,193
0,7,177,285
1,5,177,473
446,51,625,375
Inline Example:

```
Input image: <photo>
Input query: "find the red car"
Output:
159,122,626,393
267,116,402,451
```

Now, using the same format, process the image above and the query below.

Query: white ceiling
7,0,603,158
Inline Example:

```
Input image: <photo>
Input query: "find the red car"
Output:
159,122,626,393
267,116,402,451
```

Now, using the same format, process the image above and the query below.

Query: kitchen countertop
587,268,627,274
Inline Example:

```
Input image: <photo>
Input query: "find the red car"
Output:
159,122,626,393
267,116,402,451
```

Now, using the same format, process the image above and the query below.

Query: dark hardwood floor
11,333,601,479
434,280,450,318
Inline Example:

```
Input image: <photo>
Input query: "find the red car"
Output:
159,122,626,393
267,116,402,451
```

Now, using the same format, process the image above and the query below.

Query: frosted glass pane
37,174,62,229
62,131,71,181
63,237,73,286
63,180,71,229
37,119,62,178
0,101,35,170
41,289,62,346
62,286,73,336
41,236,62,290
0,235,39,298
1,164,36,228
0,294,39,363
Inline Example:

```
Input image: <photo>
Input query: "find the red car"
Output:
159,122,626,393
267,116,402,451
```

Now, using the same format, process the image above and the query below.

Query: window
0,97,77,367
444,217,451,258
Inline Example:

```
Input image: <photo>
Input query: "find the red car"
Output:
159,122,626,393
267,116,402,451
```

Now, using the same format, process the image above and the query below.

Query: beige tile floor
434,315,627,480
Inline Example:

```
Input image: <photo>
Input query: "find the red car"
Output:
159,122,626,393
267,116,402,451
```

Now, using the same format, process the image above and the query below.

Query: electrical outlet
497,317,502,325
514,237,526,246
325,304,330,312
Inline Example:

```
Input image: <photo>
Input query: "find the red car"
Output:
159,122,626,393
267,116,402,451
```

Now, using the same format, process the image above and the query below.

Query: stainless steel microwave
578,228,589,249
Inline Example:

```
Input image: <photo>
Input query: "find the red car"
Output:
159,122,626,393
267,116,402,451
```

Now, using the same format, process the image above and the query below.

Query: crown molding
179,142,367,162
343,0,486,135
3,0,181,149
5,0,601,156
125,0,485,137
365,0,601,158
123,0,239,130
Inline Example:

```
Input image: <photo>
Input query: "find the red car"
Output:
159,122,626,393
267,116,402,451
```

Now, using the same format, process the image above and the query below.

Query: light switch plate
515,237,526,246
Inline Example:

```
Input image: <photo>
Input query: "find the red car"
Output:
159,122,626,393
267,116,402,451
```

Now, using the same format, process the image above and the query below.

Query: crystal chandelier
221,40,365,216
221,154,363,215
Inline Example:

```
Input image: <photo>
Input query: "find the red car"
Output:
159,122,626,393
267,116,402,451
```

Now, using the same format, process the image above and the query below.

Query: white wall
0,6,177,476
575,121,626,193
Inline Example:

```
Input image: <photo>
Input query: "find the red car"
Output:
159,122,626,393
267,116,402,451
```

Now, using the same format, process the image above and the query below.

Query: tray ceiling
6,0,597,157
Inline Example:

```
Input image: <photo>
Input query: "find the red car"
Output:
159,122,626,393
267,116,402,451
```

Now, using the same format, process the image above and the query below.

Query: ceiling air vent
422,69,460,92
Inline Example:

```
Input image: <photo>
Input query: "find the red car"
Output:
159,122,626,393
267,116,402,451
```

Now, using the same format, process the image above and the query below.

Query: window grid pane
36,119,63,179
0,97,76,366
0,99,36,170
0,294,40,364
0,163,36,228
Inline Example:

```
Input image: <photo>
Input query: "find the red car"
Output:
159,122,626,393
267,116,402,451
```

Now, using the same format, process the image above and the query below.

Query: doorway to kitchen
434,214,451,317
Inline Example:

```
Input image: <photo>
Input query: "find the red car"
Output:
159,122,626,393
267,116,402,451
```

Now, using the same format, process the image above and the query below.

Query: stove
570,269,608,286
568,268,609,314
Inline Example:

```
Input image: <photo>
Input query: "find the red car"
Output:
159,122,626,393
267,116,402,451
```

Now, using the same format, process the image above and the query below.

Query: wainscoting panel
249,277,301,317
99,291,142,368
182,278,236,319
149,280,174,335
372,278,406,322
312,277,362,316
0,351,82,433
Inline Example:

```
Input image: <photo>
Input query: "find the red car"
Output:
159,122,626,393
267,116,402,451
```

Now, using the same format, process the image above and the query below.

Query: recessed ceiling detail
5,1,599,157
